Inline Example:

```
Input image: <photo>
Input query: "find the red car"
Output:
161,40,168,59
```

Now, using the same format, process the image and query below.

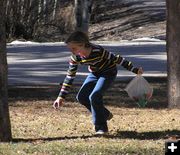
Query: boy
53,31,143,134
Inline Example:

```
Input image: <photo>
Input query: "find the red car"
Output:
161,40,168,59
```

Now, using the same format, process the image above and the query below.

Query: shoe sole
95,131,108,136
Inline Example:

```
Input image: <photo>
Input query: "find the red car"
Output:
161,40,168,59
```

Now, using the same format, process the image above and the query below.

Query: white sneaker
95,130,108,135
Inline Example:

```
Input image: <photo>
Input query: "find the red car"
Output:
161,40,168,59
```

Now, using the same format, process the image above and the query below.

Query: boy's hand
137,67,143,75
53,97,64,109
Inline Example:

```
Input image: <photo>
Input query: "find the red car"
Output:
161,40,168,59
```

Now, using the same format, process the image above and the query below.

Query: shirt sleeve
101,49,139,74
115,55,139,74
58,55,79,99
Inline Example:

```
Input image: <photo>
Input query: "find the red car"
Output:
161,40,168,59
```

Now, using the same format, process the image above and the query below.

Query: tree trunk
52,0,58,20
166,0,180,108
0,0,12,141
74,0,93,33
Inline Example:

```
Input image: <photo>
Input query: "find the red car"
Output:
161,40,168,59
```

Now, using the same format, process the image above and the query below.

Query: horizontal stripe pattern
59,44,138,98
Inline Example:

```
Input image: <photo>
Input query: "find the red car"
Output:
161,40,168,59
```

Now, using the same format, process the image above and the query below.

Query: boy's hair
65,31,90,47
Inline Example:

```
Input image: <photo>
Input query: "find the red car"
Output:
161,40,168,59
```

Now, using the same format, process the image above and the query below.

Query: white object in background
125,76,153,107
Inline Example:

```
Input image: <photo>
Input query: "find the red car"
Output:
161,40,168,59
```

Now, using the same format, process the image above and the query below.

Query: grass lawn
0,77,180,155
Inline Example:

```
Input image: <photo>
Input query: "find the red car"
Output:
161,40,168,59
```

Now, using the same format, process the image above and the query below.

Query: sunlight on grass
0,138,164,155
1,80,179,155
1,100,178,155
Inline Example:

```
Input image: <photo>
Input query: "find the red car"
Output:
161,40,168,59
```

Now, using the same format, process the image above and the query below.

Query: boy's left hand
137,67,143,75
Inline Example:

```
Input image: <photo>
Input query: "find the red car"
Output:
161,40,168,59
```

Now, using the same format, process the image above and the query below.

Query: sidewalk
7,41,167,85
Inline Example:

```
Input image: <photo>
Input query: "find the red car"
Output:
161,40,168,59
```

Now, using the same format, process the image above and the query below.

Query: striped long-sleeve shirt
59,44,139,99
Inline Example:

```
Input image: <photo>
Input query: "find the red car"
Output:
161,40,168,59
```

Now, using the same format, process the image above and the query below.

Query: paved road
7,41,167,85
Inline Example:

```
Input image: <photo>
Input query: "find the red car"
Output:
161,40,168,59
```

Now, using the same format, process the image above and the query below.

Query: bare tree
166,0,180,108
74,0,93,33
52,0,58,20
0,0,12,142
6,0,83,40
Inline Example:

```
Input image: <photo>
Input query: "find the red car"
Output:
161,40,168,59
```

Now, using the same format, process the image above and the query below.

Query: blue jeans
76,68,117,126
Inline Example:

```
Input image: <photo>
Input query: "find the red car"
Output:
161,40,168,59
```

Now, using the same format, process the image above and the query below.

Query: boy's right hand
53,97,64,109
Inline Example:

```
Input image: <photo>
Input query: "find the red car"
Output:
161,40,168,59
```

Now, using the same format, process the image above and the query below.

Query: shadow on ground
8,77,168,109
12,129,180,143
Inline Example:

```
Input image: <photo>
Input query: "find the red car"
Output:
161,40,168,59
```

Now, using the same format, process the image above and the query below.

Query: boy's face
67,42,87,57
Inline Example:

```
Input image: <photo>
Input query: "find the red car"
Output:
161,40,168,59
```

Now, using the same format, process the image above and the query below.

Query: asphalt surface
7,42,167,85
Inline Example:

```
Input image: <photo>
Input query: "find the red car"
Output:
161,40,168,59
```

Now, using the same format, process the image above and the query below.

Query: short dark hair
65,31,90,47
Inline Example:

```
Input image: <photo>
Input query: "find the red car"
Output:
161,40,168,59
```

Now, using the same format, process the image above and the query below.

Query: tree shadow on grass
8,77,168,110
113,130,180,140
12,130,180,143
12,135,102,143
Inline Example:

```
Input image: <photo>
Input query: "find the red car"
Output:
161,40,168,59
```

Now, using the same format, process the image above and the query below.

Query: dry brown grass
0,78,179,155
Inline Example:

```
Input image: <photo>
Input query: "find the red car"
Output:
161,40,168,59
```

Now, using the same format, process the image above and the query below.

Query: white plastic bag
125,76,153,107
